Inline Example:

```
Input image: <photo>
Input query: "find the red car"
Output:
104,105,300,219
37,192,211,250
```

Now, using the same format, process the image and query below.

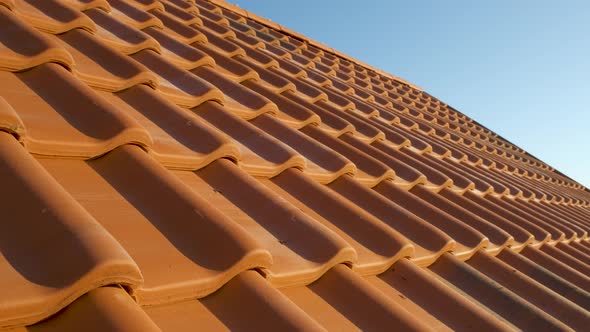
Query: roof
1,0,589,331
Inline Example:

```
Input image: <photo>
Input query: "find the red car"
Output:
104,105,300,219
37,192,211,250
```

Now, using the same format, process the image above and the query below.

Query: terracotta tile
540,244,590,276
66,2,104,13
563,242,590,265
495,196,584,241
328,176,456,265
438,188,534,248
195,5,227,25
176,159,356,287
236,56,295,93
468,251,590,330
9,287,159,332
282,264,432,331
123,0,162,12
142,26,215,70
195,0,221,12
230,25,265,48
131,49,223,108
0,7,74,71
465,191,557,243
369,259,515,331
371,141,452,188
40,145,272,304
342,135,425,186
105,0,162,29
375,181,490,259
57,28,158,91
194,23,241,52
2,0,589,329
231,38,279,68
192,101,303,176
146,271,324,331
148,7,205,44
0,97,25,140
411,185,513,252
83,7,160,54
244,81,320,127
250,116,354,183
514,245,590,292
193,44,259,82
314,101,386,141
226,17,252,35
265,169,414,275
430,253,572,330
0,63,152,158
303,128,394,187
160,0,201,25
97,85,240,170
12,0,96,34
497,248,590,310
0,132,141,328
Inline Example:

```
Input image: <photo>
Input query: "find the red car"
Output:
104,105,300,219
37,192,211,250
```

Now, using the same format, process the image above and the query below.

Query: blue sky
235,1,590,187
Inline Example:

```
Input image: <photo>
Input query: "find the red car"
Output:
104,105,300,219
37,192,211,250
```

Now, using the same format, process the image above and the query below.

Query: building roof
1,0,589,331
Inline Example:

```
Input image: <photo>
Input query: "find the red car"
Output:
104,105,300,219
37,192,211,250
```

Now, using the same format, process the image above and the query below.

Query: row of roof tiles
1,0,589,331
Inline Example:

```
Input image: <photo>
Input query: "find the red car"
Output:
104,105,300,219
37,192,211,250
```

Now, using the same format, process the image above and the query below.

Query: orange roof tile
1,0,590,331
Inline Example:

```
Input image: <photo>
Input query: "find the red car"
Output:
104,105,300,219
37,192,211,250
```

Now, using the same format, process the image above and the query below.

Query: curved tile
281,264,432,331
251,116,355,184
146,271,325,332
371,141,453,189
518,245,590,293
410,185,514,253
0,0,588,329
148,7,205,44
463,191,553,244
0,7,74,71
303,128,395,187
40,145,272,305
9,287,160,332
369,258,515,331
178,159,357,287
343,134,426,187
193,101,305,177
83,7,160,54
497,247,590,310
468,251,590,331
143,25,215,70
328,176,456,266
13,0,96,34
0,96,25,141
99,85,240,170
192,66,278,119
57,28,158,91
374,181,489,260
0,133,142,329
429,253,572,331
244,81,321,128
265,169,414,275
0,63,152,158
107,0,162,29
131,49,223,108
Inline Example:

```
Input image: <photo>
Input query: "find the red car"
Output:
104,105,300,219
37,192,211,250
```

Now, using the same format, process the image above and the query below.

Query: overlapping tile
1,0,589,330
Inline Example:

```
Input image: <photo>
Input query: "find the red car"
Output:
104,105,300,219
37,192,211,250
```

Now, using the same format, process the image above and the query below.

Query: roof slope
1,0,589,331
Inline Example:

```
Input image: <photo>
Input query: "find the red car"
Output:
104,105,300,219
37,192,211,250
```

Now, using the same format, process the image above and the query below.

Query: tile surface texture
1,0,590,331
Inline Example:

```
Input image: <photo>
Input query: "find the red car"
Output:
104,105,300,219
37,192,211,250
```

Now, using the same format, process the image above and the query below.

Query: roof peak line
206,0,423,91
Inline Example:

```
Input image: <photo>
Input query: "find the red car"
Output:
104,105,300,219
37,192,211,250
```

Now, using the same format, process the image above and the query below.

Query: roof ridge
206,0,422,91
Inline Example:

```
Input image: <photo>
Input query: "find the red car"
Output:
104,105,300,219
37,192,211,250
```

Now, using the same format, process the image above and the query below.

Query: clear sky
235,0,590,187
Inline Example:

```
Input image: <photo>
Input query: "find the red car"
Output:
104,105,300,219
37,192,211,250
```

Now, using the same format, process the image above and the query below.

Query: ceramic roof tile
1,0,589,330
0,7,74,71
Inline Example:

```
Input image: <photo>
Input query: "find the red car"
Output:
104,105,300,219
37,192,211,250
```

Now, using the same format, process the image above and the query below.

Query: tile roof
1,0,589,331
